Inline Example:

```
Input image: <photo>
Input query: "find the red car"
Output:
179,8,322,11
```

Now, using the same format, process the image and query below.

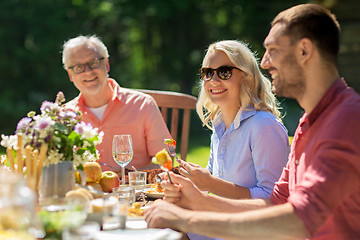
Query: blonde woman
178,40,289,200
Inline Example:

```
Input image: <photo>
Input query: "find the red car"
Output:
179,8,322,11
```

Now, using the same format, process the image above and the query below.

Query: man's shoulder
63,96,81,110
117,88,155,103
315,89,360,137
333,87,360,116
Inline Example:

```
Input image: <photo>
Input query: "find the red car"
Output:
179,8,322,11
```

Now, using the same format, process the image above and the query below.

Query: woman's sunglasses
199,66,242,81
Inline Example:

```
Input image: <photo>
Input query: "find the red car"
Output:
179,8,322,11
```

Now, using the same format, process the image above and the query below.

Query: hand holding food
160,172,205,210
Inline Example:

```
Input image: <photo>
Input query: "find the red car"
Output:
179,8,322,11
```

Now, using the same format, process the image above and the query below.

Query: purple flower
74,122,85,135
40,101,56,113
74,122,98,139
55,91,65,104
34,116,53,131
60,110,77,119
16,117,32,132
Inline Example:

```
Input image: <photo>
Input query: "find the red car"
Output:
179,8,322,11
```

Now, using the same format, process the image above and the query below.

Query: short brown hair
272,3,340,64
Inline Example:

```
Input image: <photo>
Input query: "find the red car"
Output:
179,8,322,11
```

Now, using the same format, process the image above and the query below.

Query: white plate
146,192,165,199
142,188,165,199
128,215,145,221
126,219,147,229
95,228,182,240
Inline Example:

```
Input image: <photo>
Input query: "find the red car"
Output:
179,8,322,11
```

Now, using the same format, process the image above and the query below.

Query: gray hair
62,35,109,69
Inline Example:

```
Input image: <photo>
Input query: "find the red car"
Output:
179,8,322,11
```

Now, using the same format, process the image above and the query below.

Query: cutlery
167,145,180,163
160,166,173,184
165,139,180,163
98,161,121,172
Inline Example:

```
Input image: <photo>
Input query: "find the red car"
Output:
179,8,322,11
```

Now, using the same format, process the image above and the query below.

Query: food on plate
83,161,103,183
143,169,163,184
65,188,93,210
99,171,120,193
146,183,165,194
86,182,104,198
38,199,86,237
164,138,176,146
141,168,179,183
74,187,94,200
152,149,172,170
145,183,165,199
128,202,144,217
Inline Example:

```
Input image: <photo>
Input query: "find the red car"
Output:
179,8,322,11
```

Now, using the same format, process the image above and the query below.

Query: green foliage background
0,0,308,136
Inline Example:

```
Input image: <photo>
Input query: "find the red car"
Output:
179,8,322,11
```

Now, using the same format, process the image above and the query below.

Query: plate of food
128,202,146,220
143,183,165,199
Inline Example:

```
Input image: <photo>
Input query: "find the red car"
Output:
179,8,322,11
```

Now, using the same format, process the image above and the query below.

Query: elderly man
62,35,171,172
144,4,360,239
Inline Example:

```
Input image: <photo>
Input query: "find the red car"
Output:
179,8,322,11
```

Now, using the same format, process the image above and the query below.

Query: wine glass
112,135,133,185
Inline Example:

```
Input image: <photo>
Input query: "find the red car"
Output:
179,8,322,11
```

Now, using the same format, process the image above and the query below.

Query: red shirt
66,79,171,170
271,79,360,239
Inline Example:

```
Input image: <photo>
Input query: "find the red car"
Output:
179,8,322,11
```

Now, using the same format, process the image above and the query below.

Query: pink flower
34,116,53,131
40,101,59,114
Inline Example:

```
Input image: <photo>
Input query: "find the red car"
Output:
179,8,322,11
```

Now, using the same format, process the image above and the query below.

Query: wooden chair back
136,89,197,161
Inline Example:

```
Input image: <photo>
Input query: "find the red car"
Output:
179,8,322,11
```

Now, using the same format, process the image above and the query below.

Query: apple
99,171,120,193
83,161,102,183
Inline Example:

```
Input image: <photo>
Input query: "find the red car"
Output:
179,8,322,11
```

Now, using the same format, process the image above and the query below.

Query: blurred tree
0,0,308,139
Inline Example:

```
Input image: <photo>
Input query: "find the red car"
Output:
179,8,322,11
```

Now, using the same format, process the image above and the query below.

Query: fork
98,161,121,172
160,166,173,184
167,144,180,163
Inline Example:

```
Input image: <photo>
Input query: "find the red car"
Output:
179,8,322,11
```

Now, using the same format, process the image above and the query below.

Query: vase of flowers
39,161,79,202
1,92,103,200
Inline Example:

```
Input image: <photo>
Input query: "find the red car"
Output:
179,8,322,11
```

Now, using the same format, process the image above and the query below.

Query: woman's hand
161,172,206,210
177,159,212,191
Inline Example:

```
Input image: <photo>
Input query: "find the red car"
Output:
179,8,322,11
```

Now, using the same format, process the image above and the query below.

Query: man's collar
77,78,120,106
108,78,121,102
307,78,346,125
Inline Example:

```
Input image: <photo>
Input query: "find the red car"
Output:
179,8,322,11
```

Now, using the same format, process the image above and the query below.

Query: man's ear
298,38,313,64
105,58,110,73
67,70,73,82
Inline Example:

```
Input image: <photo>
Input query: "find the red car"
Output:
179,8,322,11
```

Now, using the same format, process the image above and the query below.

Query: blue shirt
189,108,290,240
206,107,290,199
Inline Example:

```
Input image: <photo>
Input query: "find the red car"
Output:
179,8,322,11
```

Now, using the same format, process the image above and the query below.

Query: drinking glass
112,135,133,185
113,186,136,204
128,171,147,190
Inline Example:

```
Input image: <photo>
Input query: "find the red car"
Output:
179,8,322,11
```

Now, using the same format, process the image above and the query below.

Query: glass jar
0,168,44,240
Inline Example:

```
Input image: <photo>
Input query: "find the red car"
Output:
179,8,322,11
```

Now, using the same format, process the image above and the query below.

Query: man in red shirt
62,35,171,172
144,3,360,239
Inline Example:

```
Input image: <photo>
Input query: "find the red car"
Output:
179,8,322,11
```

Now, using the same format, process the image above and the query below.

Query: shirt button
295,159,299,165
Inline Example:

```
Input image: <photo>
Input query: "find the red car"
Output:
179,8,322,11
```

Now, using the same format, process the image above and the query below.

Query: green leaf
54,123,69,136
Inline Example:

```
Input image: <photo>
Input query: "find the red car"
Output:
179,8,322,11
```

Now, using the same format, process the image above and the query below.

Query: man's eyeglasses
199,66,242,81
68,57,105,74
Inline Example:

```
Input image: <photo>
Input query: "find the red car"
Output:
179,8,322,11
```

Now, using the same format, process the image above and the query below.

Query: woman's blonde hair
196,40,281,130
